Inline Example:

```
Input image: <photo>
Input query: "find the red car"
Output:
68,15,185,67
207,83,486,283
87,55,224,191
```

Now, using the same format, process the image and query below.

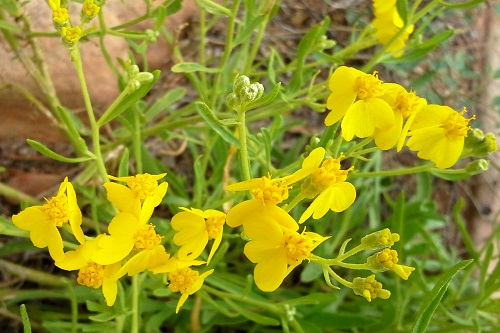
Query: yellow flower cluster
326,66,475,169
12,175,217,313
47,0,101,46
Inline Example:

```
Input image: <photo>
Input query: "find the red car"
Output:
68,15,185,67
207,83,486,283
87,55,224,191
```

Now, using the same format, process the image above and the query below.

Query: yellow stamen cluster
52,8,69,25
77,263,105,288
444,108,474,139
134,224,162,250
206,215,225,240
61,26,82,43
395,90,426,118
168,267,199,294
377,248,398,268
127,174,159,200
42,193,69,227
352,274,391,302
82,0,100,18
311,156,352,188
355,72,384,99
283,229,313,265
251,176,289,205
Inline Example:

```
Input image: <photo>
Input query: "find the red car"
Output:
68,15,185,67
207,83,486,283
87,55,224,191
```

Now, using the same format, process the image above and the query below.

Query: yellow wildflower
243,215,329,292
371,0,414,57
226,174,290,205
104,173,168,224
406,105,474,168
373,83,427,150
361,228,400,250
325,66,394,141
56,235,121,306
297,152,356,223
12,177,84,261
82,0,100,18
61,26,82,44
91,211,163,269
52,8,69,25
171,208,226,264
168,267,214,313
352,274,391,302
368,248,415,280
226,199,298,230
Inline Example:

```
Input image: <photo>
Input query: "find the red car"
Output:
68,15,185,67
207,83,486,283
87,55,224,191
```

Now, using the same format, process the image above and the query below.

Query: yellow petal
188,269,214,295
243,215,285,245
252,252,288,292
103,182,141,217
285,147,325,184
325,67,361,126
244,240,285,264
410,104,450,131
342,98,394,140
176,293,190,313
176,232,208,261
207,232,223,264
225,178,263,192
140,182,169,224
171,211,205,233
373,111,403,150
12,206,47,231
117,250,151,277
44,226,65,261
226,199,298,230
328,182,356,212
56,237,102,271
66,181,85,244
102,263,121,306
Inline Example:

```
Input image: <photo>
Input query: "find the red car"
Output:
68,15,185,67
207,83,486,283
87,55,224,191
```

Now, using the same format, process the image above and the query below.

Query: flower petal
252,251,288,292
66,181,85,244
226,199,298,230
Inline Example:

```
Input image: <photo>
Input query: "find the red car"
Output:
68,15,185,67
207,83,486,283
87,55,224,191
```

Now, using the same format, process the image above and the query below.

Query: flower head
61,26,82,44
52,7,69,25
367,248,415,280
104,173,168,224
226,199,298,230
371,0,414,57
12,177,84,261
168,267,214,313
361,228,400,250
243,215,329,291
298,153,356,223
171,208,226,264
406,105,474,168
226,174,290,205
325,66,394,141
352,274,391,302
82,0,100,21
56,235,121,306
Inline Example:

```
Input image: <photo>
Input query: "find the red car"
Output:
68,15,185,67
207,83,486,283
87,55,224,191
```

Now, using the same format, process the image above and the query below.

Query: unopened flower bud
352,275,391,302
136,72,154,85
146,29,159,43
81,0,100,24
461,129,498,158
465,159,489,175
226,92,240,111
361,228,400,250
61,26,82,46
233,74,250,95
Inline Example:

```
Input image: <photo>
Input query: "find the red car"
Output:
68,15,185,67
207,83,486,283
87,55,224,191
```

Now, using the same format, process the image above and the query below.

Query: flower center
77,263,104,288
61,26,82,43
134,224,162,250
443,109,473,139
311,156,352,188
52,8,69,25
355,72,384,100
168,267,199,294
83,0,100,17
42,193,69,227
377,248,399,268
206,215,225,240
251,176,289,205
126,174,159,200
395,91,425,118
283,230,314,265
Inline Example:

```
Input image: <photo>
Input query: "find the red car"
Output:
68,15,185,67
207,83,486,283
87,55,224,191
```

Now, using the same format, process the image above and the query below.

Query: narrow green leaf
196,0,231,16
411,259,474,333
144,87,186,121
0,20,22,32
27,139,95,163
195,102,240,147
246,82,281,110
223,298,280,326
118,148,130,177
20,304,32,333
97,70,160,127
233,15,267,46
441,0,487,9
171,62,221,73
396,0,409,25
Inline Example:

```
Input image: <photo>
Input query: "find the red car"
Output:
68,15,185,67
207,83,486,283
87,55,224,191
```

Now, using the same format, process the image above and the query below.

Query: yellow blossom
82,0,100,18
226,199,298,230
297,152,356,223
52,8,69,25
168,267,214,313
171,208,226,264
371,0,414,57
91,211,163,271
361,228,400,250
12,177,84,261
56,235,121,306
226,174,290,205
325,66,395,141
352,274,391,302
243,215,329,292
61,26,82,44
104,173,168,224
373,83,427,150
406,105,474,168
369,248,416,280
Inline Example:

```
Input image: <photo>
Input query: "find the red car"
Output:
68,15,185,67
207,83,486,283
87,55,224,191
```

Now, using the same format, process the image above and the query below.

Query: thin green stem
211,0,241,109
0,182,40,206
132,107,143,174
351,163,435,178
237,111,252,181
0,259,66,287
71,45,109,181
282,193,305,213
326,266,353,289
203,285,281,314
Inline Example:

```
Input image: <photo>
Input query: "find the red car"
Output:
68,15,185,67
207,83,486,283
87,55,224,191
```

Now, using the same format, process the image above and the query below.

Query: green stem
132,107,143,174
282,193,305,213
71,45,109,182
211,0,241,109
131,275,141,333
237,111,252,181
203,285,281,314
0,259,65,287
351,163,435,178
326,266,353,289
0,182,40,206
